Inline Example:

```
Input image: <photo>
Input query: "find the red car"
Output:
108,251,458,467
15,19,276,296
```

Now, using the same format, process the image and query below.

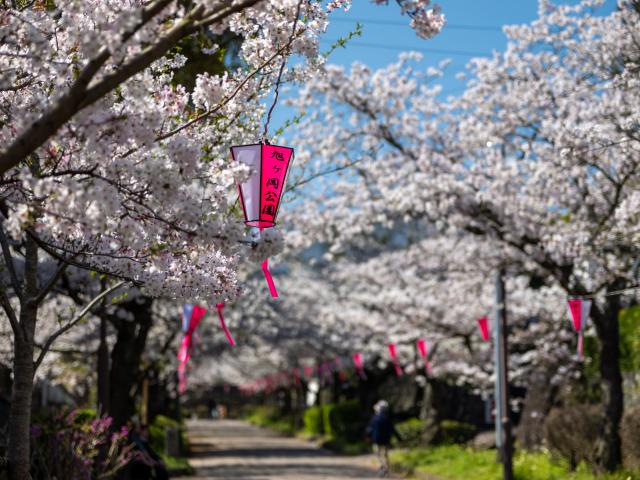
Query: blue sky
270,0,617,134
318,0,616,84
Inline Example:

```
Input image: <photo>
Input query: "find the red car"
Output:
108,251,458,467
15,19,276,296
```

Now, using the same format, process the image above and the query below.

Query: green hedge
394,417,426,448
303,401,366,443
433,420,477,445
303,406,324,436
245,405,298,436
149,414,181,453
323,400,364,442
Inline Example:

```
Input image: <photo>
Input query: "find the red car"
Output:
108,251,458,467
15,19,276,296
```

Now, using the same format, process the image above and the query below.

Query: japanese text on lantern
260,146,290,223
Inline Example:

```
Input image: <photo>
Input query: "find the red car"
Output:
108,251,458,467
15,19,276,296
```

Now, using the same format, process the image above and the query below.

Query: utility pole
97,316,110,415
495,269,514,480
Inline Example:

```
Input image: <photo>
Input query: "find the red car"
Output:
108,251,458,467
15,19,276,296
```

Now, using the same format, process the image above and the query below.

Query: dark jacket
366,412,401,446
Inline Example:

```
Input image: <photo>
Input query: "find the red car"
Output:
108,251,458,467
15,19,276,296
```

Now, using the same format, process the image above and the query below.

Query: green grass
244,405,371,455
390,445,640,480
161,453,194,475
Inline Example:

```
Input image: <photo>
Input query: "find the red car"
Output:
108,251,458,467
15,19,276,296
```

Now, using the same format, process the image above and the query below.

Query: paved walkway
175,419,385,479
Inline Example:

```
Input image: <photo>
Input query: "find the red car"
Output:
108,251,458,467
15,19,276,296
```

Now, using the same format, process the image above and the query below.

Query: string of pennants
477,298,592,358
178,298,592,395
237,338,434,396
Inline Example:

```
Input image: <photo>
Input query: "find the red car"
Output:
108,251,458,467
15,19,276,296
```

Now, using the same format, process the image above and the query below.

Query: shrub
149,414,180,454
323,400,365,442
622,405,640,469
303,406,324,436
432,420,477,445
543,404,602,468
245,405,297,435
30,409,133,480
394,418,427,448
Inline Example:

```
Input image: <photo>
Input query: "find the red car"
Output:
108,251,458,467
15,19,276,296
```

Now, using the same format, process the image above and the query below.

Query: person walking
366,400,402,477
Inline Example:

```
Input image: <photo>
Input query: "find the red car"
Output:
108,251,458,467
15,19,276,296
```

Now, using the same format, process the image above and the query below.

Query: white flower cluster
372,0,445,39
0,0,333,304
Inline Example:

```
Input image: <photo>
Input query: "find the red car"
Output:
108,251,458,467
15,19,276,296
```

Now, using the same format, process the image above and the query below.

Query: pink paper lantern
177,304,207,394
231,143,294,229
477,316,490,342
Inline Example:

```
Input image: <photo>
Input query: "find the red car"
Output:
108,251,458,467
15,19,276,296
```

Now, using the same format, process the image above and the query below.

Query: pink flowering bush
29,409,134,480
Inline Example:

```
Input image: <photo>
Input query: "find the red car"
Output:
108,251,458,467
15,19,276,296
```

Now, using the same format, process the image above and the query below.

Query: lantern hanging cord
262,0,306,141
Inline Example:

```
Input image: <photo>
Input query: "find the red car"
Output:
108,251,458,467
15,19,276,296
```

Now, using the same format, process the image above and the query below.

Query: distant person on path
366,400,402,477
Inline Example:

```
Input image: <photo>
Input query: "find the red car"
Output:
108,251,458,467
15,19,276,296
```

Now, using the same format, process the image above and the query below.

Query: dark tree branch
0,286,21,340
34,280,126,371
34,259,70,305
0,220,21,299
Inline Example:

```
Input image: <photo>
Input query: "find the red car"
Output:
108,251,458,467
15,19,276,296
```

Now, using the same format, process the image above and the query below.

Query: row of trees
1,0,639,477
0,0,439,478
209,0,640,473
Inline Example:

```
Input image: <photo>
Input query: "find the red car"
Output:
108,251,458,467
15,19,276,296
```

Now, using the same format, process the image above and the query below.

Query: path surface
175,419,385,480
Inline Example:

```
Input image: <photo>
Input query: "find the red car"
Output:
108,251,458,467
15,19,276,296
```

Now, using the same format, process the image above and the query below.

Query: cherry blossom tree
287,0,640,470
0,0,446,474
0,0,334,475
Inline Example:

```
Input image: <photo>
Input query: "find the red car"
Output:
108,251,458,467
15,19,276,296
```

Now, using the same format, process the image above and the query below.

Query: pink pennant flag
416,339,432,375
176,304,208,395
191,305,207,325
261,258,279,298
353,352,363,369
388,343,403,377
353,353,367,379
304,365,314,379
477,316,490,342
216,302,236,346
293,368,300,386
567,299,592,357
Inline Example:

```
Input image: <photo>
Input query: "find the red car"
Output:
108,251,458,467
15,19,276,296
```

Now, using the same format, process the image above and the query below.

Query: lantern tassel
577,331,583,358
216,302,235,346
178,372,187,395
262,258,279,298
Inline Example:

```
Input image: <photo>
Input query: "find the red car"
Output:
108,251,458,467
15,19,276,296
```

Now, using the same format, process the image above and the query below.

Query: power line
321,38,490,57
330,17,503,32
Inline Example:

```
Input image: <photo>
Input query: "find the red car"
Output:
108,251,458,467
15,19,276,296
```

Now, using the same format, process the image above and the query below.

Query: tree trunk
7,236,39,480
517,367,557,450
592,287,624,472
7,335,35,480
108,297,153,429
